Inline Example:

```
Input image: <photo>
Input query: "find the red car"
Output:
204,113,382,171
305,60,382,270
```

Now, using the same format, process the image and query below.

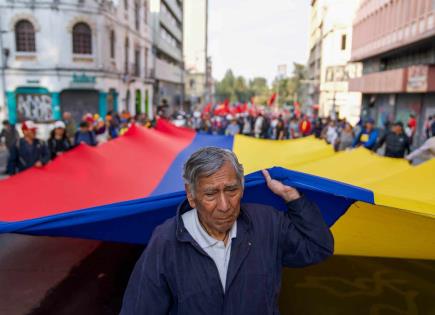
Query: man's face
365,122,374,131
23,129,36,140
186,161,243,235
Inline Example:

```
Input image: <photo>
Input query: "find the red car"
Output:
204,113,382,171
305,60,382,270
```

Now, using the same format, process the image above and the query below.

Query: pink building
349,0,435,144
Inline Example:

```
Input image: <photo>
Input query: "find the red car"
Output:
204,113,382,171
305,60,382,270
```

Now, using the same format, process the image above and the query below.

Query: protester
225,117,240,136
373,121,410,158
337,122,354,151
95,118,109,144
10,120,50,173
312,118,323,139
120,147,333,314
299,115,312,137
352,119,379,150
406,136,435,164
275,115,285,140
288,117,300,139
74,121,97,146
424,115,435,139
406,113,417,145
48,121,72,159
0,120,19,174
254,113,264,138
325,121,338,147
62,111,77,144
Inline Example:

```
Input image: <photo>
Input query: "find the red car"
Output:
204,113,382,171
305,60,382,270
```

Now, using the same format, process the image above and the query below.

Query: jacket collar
175,198,252,243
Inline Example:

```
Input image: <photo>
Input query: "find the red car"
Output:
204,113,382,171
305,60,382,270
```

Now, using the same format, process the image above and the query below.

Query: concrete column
51,92,61,120
6,91,16,124
113,91,119,113
98,91,108,118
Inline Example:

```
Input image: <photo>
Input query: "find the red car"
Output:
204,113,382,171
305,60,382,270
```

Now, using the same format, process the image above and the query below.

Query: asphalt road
20,243,435,315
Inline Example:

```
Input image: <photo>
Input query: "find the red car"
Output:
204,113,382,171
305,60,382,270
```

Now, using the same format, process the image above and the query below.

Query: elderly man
121,147,334,315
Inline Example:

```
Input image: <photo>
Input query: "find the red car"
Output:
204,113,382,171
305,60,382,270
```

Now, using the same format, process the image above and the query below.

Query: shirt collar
193,209,237,249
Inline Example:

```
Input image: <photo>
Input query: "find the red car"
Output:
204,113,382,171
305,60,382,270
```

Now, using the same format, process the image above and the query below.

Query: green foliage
214,64,307,106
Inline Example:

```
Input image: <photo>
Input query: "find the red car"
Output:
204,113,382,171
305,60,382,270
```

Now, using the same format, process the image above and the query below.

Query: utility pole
0,28,8,122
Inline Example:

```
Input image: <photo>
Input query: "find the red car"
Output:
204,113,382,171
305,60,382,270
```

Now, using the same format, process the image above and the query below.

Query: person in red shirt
407,114,417,145
299,116,312,137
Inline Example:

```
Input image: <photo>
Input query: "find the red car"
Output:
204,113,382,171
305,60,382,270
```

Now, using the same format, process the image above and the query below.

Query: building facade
183,0,210,111
150,0,184,114
308,0,362,125
350,0,435,144
0,0,153,125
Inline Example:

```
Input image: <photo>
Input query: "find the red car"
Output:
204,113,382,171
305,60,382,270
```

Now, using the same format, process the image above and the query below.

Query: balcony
157,38,182,62
155,58,183,84
160,12,182,41
163,0,182,22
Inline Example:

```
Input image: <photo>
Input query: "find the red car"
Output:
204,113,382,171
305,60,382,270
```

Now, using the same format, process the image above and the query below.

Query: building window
341,34,347,50
125,37,129,74
72,22,92,54
134,48,140,77
144,47,148,78
110,30,115,59
134,1,140,30
15,20,36,52
144,0,148,24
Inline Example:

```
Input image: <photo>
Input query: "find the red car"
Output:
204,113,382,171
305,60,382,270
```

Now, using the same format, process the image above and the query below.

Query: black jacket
374,131,410,158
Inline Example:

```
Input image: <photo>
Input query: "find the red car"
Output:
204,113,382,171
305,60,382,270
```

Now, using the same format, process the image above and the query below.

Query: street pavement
0,234,100,315
11,243,435,315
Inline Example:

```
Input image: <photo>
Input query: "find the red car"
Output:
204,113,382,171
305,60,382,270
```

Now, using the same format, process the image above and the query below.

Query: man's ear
185,184,196,208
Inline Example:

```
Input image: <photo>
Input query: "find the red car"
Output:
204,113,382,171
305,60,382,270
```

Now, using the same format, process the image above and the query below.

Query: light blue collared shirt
182,209,237,291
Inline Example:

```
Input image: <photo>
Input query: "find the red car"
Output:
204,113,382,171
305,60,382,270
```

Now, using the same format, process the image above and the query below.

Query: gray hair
183,147,244,196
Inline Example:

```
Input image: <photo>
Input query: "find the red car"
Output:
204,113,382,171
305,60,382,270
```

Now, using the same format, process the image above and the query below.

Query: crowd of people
177,109,435,163
0,110,154,175
1,107,434,176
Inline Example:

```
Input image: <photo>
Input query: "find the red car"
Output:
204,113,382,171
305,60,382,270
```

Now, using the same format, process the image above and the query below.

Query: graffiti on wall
17,94,53,122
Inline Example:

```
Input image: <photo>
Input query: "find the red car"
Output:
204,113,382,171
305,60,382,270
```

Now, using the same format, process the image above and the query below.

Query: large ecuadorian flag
0,119,434,260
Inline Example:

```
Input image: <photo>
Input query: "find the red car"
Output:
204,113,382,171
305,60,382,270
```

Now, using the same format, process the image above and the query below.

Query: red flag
214,99,231,116
268,93,277,106
202,103,212,114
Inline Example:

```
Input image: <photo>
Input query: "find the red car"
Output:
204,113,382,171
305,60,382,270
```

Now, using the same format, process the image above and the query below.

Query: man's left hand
262,169,300,203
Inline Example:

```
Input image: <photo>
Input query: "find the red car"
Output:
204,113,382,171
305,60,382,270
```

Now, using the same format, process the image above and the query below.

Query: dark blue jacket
10,138,50,173
74,130,97,146
120,196,334,315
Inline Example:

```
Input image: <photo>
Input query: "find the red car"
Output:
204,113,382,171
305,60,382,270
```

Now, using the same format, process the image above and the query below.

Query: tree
214,69,236,102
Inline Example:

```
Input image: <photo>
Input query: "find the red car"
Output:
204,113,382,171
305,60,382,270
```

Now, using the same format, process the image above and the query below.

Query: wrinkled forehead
196,164,242,190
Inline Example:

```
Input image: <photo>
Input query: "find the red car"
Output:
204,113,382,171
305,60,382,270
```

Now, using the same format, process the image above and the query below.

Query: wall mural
17,94,53,122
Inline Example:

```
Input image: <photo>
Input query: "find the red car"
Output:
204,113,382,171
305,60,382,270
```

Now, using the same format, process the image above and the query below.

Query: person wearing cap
10,120,49,173
48,121,72,159
352,118,379,150
0,120,19,174
373,121,410,158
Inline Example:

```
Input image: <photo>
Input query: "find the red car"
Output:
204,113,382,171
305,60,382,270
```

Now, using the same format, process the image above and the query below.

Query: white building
183,0,210,110
150,0,184,114
308,0,362,125
0,0,154,124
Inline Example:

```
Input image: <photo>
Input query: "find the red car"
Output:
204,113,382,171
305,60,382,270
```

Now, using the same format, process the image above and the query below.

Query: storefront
6,86,61,124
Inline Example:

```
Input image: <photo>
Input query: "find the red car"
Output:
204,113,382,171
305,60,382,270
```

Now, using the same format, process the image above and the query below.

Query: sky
208,0,311,84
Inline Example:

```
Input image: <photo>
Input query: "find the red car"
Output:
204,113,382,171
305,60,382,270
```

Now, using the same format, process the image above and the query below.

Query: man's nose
217,192,230,212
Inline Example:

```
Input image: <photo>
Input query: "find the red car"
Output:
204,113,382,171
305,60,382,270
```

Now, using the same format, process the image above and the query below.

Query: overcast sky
208,0,311,84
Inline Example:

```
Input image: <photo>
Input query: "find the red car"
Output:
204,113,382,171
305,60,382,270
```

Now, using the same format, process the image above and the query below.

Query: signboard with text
406,65,428,92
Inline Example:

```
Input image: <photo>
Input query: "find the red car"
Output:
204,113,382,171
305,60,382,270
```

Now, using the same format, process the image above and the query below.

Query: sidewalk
0,234,99,315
